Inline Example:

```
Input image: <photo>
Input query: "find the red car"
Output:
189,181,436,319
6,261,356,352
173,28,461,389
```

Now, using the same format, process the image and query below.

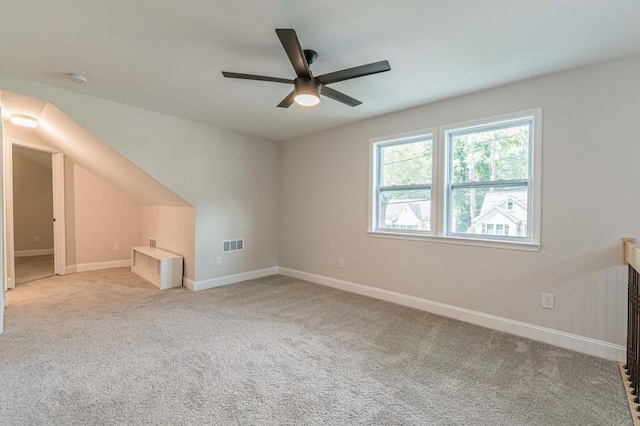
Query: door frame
3,138,66,291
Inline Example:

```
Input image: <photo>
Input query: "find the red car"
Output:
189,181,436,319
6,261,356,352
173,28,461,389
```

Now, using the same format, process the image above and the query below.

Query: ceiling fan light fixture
294,78,321,107
294,92,320,107
10,113,38,128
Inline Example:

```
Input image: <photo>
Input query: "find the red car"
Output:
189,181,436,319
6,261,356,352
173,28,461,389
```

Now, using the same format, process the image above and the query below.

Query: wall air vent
222,239,244,253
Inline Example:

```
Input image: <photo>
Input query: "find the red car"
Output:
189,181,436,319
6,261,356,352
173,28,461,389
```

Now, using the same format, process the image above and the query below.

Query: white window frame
369,128,436,235
369,108,542,251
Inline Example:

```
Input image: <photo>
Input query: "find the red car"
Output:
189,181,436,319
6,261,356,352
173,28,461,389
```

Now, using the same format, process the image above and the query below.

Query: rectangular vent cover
222,239,244,253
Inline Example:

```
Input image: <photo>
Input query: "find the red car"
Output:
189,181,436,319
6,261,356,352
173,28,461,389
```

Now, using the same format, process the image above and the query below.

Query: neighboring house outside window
385,200,430,231
467,191,527,237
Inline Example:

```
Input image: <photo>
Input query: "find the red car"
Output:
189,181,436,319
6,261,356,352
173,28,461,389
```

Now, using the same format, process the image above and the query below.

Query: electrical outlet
113,243,120,251
338,258,344,268
215,256,222,266
541,293,554,309
34,236,40,243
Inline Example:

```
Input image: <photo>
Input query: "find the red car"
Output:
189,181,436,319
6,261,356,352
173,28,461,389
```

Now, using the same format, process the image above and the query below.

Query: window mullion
449,179,528,189
379,184,432,192
432,126,444,237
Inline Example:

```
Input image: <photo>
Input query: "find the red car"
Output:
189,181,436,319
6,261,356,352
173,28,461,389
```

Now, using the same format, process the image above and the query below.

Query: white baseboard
189,267,278,292
277,267,625,362
74,259,131,273
183,277,195,290
15,249,54,257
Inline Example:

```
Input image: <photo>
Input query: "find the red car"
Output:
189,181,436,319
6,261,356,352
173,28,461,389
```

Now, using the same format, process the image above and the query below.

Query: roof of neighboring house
385,200,430,223
479,190,527,216
472,190,527,226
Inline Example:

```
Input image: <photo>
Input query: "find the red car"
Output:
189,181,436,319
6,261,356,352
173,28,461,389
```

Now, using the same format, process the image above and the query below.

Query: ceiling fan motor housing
295,78,321,98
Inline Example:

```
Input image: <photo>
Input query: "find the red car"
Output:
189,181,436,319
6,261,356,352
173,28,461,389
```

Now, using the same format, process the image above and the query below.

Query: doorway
3,139,66,291
12,145,54,284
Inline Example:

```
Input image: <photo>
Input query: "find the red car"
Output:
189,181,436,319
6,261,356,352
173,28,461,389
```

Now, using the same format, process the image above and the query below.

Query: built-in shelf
131,246,183,290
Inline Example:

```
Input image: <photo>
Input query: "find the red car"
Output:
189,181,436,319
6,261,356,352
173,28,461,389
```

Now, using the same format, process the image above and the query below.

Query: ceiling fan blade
222,72,293,84
321,86,362,107
277,91,295,108
275,29,311,79
317,60,391,85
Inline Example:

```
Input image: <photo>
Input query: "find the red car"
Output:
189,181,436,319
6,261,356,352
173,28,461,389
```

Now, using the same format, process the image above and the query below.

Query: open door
52,153,66,276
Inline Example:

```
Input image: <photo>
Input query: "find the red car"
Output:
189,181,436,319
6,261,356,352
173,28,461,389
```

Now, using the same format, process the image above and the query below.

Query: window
370,109,541,249
372,132,434,233
446,117,533,241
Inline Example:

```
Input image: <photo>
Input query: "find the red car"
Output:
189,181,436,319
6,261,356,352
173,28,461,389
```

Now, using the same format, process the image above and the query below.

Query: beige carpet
15,254,54,284
0,269,631,425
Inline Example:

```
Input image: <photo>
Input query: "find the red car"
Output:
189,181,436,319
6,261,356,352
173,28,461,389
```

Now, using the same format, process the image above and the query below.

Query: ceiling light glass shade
10,114,38,128
294,78,321,107
294,93,320,106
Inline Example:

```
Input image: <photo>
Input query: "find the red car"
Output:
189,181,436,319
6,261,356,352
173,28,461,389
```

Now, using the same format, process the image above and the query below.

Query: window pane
450,123,529,183
448,186,528,237
379,189,430,232
380,139,432,186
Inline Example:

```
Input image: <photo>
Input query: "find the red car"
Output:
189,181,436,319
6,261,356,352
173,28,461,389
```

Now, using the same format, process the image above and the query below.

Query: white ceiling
1,1,639,142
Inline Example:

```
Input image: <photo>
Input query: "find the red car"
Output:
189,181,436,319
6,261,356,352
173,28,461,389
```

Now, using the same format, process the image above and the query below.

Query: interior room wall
0,77,279,284
279,53,640,348
141,206,195,281
4,124,54,151
12,147,53,253
72,163,141,268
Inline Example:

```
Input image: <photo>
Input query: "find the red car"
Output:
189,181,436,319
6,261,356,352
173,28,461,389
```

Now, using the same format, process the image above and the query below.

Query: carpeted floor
15,254,54,284
0,269,631,425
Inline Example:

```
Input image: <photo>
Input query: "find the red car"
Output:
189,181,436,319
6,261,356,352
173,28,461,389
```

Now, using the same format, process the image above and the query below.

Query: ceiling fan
221,28,391,108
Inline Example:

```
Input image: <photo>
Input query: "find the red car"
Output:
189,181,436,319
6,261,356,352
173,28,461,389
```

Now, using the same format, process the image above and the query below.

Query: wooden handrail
624,238,640,272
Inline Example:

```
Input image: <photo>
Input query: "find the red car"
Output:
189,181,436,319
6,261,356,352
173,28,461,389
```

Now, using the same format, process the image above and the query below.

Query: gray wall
1,77,279,283
12,146,53,252
278,54,640,346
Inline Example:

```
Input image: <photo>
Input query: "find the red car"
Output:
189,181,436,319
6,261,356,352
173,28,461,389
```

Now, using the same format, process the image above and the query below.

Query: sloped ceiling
1,1,640,141
0,90,190,207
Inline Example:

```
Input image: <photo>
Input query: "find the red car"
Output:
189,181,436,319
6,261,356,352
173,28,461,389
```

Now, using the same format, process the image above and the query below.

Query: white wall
279,54,640,348
5,124,54,150
1,77,279,283
141,206,195,281
71,163,141,268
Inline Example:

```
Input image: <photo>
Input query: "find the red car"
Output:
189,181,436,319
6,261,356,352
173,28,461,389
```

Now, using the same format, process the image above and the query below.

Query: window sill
367,230,541,252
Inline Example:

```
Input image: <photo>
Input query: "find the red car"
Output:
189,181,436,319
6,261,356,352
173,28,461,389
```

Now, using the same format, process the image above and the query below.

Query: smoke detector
67,73,88,84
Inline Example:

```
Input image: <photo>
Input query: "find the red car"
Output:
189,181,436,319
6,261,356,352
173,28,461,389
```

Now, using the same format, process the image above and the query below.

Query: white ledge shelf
131,246,183,290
